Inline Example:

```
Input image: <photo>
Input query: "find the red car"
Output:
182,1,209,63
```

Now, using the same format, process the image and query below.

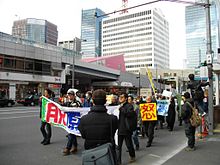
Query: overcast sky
0,0,193,69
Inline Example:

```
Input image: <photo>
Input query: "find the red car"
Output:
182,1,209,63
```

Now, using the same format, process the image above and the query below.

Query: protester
39,88,53,145
83,91,93,107
117,92,136,164
181,92,196,151
109,95,119,106
142,96,157,147
78,89,118,162
62,89,82,156
187,73,209,114
167,97,176,131
128,95,140,150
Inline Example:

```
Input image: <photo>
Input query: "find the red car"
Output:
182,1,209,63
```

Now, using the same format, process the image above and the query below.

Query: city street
0,105,214,165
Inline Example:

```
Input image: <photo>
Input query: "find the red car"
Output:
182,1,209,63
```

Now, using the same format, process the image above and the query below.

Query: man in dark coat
78,89,118,150
167,97,176,131
117,92,136,164
187,73,209,114
181,92,196,151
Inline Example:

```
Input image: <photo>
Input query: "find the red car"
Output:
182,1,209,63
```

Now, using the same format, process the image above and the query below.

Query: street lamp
72,38,87,89
136,72,141,97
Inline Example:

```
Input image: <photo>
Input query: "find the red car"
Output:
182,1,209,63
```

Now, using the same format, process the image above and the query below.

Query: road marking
149,154,161,158
0,114,38,120
0,110,38,115
152,143,186,165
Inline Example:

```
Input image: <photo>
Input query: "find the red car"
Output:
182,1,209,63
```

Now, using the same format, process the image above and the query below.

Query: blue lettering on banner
67,112,81,134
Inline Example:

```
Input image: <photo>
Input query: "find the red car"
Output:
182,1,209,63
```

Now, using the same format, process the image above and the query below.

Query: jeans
132,130,139,146
184,122,196,148
117,134,135,164
66,133,77,150
40,121,51,141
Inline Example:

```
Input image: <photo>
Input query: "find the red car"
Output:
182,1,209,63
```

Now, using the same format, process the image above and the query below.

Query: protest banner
41,96,119,136
157,100,170,116
139,103,157,121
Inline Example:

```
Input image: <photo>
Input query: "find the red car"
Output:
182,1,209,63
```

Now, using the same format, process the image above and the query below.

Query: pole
205,0,213,135
139,72,141,97
72,37,76,89
156,64,158,92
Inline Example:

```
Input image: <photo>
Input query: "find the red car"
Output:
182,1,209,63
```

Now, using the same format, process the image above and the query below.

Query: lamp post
136,72,141,97
72,37,77,89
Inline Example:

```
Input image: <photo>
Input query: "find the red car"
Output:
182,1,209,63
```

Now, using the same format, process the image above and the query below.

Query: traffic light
200,60,207,66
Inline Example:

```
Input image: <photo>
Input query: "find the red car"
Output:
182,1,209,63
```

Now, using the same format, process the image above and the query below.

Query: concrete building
81,8,106,58
12,18,58,45
185,0,219,68
102,8,169,74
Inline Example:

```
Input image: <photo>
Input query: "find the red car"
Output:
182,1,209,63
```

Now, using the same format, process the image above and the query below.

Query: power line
96,0,206,18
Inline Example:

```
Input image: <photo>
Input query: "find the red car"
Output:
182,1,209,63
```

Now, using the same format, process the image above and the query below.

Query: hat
67,89,76,95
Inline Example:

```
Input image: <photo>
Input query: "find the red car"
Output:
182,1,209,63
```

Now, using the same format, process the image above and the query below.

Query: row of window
0,55,61,76
103,48,152,56
125,58,152,63
103,27,152,38
103,16,152,29
103,37,152,48
126,63,152,68
103,32,152,42
103,42,152,52
103,21,152,34
103,10,152,24
125,53,152,59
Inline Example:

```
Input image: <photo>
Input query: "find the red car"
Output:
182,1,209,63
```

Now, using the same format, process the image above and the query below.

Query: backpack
186,102,202,127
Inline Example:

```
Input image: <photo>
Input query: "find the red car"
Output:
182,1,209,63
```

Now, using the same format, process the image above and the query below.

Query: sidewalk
162,131,220,165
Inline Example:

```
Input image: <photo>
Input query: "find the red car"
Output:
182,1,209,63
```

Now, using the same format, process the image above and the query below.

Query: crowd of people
38,73,209,164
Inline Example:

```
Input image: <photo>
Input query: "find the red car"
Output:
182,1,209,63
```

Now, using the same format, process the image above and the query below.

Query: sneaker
43,139,50,145
63,148,70,156
41,139,46,144
185,147,195,151
70,147,77,154
129,157,135,163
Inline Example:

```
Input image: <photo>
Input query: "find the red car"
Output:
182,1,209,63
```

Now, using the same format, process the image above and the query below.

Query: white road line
0,114,38,120
0,110,38,115
152,143,187,165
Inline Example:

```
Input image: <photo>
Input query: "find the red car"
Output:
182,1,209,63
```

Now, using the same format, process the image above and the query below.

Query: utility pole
72,37,76,89
205,0,214,135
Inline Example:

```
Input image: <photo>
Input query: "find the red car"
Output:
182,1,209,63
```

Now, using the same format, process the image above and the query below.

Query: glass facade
185,0,219,68
81,8,105,58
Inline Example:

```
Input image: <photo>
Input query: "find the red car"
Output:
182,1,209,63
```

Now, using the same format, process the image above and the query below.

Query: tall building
81,8,106,58
12,18,58,45
102,8,169,74
58,37,81,52
185,0,219,68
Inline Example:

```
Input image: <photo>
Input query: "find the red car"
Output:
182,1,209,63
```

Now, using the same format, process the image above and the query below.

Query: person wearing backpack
181,92,196,151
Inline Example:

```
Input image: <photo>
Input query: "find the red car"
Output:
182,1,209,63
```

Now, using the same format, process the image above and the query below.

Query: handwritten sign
140,103,157,121
157,100,170,116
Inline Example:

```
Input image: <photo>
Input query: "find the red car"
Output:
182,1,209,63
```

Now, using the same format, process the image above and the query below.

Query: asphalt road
0,105,188,165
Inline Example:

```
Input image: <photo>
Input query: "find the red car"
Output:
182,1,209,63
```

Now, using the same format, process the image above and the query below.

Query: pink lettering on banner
46,103,67,126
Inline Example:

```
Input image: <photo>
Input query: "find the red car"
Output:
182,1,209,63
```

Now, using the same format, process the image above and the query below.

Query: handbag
82,142,115,165
82,116,116,165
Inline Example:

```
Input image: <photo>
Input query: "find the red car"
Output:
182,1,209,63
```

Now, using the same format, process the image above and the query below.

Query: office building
81,8,106,58
185,0,219,68
12,18,58,45
102,8,169,74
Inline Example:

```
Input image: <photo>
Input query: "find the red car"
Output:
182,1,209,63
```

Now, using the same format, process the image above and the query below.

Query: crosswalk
0,106,39,120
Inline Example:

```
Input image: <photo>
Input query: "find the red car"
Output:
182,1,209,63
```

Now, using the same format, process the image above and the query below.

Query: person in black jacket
167,97,176,131
78,89,118,150
62,89,82,156
181,92,196,151
117,92,136,164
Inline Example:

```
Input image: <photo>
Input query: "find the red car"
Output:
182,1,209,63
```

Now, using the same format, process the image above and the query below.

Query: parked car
17,94,40,106
0,96,15,107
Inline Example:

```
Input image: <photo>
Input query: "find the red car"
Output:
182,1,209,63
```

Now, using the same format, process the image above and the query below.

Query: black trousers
143,121,156,144
117,134,135,164
40,121,51,141
184,122,196,148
